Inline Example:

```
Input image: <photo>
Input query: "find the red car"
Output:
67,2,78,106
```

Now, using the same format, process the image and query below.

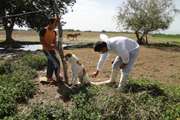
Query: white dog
64,53,90,86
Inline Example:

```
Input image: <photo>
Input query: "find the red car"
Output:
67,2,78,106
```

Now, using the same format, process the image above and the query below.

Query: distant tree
64,29,75,32
116,0,175,44
75,29,81,32
0,0,76,44
101,30,106,33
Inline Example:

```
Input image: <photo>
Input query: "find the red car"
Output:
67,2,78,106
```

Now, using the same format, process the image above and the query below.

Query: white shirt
97,36,139,71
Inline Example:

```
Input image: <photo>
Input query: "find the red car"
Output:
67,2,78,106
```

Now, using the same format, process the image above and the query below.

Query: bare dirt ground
26,46,180,105
64,46,180,85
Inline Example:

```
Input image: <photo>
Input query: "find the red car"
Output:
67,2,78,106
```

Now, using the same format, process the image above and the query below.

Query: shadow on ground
124,83,167,97
56,81,90,102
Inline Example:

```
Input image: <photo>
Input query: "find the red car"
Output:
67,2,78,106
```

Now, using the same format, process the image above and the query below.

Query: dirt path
28,70,64,105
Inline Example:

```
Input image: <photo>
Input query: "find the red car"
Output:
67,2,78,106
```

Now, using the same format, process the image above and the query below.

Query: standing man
39,17,62,83
92,34,139,91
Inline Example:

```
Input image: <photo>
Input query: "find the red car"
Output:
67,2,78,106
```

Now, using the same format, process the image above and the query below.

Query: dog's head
64,53,79,64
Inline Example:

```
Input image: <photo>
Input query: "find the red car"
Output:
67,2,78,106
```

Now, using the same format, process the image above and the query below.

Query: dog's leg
79,76,83,84
79,68,90,85
72,72,76,85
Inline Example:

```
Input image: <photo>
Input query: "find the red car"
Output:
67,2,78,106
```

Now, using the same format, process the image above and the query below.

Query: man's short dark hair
94,41,107,52
48,18,56,24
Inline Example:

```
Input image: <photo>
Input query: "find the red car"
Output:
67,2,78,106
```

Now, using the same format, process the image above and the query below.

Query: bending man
92,34,139,91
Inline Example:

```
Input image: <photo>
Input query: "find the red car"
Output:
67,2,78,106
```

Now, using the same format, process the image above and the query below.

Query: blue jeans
44,50,60,79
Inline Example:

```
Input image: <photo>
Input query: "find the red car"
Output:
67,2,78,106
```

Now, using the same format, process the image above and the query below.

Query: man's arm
97,52,108,71
92,53,108,78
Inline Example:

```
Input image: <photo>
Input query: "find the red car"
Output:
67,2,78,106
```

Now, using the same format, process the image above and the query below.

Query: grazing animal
67,33,81,40
64,53,90,85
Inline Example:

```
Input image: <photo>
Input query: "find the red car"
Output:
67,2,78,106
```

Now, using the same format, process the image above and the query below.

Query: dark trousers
44,50,60,79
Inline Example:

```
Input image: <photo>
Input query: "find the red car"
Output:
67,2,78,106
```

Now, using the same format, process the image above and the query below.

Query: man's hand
120,63,127,69
91,70,99,78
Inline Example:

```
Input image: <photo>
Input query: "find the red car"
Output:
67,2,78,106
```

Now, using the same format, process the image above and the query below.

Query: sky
63,0,180,34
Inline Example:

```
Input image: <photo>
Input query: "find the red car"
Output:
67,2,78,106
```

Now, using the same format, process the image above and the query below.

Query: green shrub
0,73,36,118
162,103,180,120
3,104,69,120
21,53,47,70
0,87,16,119
25,104,69,120
0,62,12,75
0,54,38,119
94,79,180,120
70,87,102,120
0,63,36,102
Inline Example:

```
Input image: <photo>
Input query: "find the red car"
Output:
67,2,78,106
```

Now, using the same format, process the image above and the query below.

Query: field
0,30,180,119
0,51,180,119
1,30,180,44
0,30,180,85
65,47,180,85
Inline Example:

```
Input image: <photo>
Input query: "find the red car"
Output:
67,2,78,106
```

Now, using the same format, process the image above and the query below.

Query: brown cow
67,33,81,40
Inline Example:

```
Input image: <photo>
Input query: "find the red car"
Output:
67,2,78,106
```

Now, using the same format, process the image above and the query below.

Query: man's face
49,22,57,30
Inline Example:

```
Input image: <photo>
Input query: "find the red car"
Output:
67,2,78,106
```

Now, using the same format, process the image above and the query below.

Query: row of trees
0,0,76,43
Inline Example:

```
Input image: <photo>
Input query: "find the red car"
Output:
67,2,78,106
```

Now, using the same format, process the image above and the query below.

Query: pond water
20,45,42,51
20,44,68,51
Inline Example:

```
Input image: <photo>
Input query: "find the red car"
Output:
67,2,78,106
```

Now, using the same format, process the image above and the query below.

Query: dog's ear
64,53,72,61
65,53,72,58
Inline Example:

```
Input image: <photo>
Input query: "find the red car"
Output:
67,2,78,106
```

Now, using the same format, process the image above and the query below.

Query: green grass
0,53,47,119
151,34,180,44
3,78,180,120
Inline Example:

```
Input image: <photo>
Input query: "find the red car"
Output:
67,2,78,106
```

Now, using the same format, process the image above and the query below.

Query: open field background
0,30,180,85
0,30,180,44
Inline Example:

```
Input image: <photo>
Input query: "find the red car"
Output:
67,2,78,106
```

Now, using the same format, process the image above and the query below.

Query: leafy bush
26,104,69,120
0,72,36,118
94,79,180,120
4,104,69,120
0,87,16,118
70,89,101,120
3,80,180,120
21,53,47,70
162,103,180,120
0,61,13,75
0,54,39,119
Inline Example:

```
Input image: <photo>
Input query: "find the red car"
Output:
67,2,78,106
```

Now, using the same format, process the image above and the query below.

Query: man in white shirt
92,34,140,91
